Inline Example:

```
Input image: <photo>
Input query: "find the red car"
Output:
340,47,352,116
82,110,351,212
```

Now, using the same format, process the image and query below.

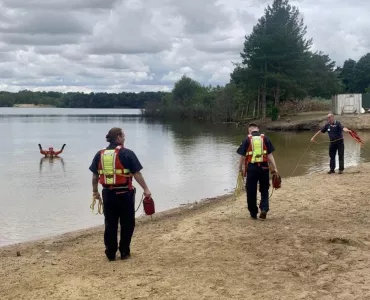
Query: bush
278,98,331,116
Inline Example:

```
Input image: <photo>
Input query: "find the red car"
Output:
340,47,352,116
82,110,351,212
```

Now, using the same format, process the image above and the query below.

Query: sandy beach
1,163,370,300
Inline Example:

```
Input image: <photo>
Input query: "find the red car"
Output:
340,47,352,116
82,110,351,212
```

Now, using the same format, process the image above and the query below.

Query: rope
89,191,144,215
290,138,344,177
232,170,275,201
90,195,103,215
233,171,245,200
135,194,144,212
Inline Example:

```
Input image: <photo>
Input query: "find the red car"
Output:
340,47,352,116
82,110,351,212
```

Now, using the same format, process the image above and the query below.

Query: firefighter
89,127,151,261
237,123,278,220
310,113,351,174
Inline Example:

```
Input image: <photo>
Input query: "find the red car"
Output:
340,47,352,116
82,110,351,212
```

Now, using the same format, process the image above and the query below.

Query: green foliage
338,54,370,93
0,90,167,108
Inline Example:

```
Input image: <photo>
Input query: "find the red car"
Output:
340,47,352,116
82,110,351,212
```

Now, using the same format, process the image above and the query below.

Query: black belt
248,162,268,166
102,185,130,190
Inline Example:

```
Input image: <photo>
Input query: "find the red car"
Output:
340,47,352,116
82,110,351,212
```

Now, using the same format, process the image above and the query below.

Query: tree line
143,0,370,121
0,90,166,108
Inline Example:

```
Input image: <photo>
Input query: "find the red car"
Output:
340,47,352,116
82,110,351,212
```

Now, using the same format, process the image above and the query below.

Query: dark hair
106,127,122,143
248,123,259,128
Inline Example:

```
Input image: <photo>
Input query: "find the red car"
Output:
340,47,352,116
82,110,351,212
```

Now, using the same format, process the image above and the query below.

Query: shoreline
3,108,370,132
0,114,142,117
263,112,370,131
1,163,370,299
1,157,370,251
0,193,232,251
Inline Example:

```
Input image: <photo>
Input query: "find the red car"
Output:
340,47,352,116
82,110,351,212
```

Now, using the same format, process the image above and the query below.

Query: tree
171,75,205,106
305,51,341,98
351,53,370,93
339,59,356,92
239,0,313,119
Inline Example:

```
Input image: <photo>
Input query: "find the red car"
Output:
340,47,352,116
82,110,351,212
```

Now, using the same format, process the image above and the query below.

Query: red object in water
143,196,155,215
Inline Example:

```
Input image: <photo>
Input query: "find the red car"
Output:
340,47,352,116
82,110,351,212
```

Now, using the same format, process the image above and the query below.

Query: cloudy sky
0,0,369,93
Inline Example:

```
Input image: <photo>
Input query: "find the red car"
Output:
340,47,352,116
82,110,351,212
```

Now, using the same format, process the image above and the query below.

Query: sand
1,163,370,300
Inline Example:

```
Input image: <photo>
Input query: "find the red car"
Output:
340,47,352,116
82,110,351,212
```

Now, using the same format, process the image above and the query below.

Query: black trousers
102,188,136,257
329,142,344,171
246,163,270,216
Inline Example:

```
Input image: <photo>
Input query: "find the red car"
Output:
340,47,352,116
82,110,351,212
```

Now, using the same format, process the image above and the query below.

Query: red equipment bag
143,196,155,216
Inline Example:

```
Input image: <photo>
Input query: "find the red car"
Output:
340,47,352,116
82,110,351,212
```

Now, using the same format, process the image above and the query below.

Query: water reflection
39,157,65,173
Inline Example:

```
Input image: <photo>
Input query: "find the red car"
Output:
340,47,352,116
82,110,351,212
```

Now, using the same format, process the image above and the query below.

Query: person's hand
144,189,151,198
38,144,42,148
310,138,315,143
92,191,101,200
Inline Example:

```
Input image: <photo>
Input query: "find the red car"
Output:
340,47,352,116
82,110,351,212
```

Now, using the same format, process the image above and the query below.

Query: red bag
143,196,155,216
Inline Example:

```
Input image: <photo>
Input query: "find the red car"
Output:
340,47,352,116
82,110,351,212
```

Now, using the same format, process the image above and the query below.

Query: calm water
1,108,370,246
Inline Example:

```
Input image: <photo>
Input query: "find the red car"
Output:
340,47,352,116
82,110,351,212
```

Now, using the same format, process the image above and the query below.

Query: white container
332,94,362,115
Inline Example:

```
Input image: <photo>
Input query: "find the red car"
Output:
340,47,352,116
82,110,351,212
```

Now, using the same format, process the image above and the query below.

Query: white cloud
0,0,369,93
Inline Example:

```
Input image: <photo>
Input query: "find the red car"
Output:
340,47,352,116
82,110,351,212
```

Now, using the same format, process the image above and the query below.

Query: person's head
327,113,335,124
248,123,259,134
48,147,54,152
106,127,125,145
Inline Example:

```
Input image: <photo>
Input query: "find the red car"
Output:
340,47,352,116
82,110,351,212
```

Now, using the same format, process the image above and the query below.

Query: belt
102,185,130,190
248,162,268,166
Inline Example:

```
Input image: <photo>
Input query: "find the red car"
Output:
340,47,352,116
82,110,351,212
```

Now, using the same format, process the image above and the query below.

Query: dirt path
1,164,370,300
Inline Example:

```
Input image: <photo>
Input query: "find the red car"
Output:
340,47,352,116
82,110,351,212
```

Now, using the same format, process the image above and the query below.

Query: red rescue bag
143,196,155,216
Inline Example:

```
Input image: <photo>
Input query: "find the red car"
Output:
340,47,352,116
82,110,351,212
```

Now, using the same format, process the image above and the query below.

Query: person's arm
133,172,151,197
236,138,248,174
239,156,245,173
311,122,329,142
267,153,278,173
265,138,278,173
54,144,66,156
89,152,101,198
125,151,151,197
310,129,323,142
38,144,47,156
92,173,99,193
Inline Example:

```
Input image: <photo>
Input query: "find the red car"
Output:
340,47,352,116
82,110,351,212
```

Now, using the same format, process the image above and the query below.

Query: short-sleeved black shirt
89,142,143,176
236,131,275,166
320,121,344,143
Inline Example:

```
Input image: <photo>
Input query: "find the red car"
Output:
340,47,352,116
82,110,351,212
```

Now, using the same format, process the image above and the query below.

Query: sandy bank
264,111,370,131
1,164,370,300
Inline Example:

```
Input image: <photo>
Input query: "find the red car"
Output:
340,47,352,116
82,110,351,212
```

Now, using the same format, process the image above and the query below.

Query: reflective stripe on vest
246,134,267,163
98,146,132,185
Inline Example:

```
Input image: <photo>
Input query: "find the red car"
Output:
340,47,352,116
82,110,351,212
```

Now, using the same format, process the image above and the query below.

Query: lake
1,107,370,246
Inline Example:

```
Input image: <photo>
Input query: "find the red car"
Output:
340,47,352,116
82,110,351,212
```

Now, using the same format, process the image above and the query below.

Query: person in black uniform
237,123,278,220
89,127,152,261
310,113,351,174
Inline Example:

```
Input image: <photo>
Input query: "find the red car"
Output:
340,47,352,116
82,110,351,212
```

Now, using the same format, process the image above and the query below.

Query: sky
0,0,369,94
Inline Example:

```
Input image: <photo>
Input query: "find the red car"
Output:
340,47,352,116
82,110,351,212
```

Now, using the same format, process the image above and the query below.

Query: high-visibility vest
97,145,133,189
245,134,268,164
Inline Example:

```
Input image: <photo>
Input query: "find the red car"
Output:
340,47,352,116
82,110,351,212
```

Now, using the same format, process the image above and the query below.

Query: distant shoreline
0,114,143,117
13,104,56,108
